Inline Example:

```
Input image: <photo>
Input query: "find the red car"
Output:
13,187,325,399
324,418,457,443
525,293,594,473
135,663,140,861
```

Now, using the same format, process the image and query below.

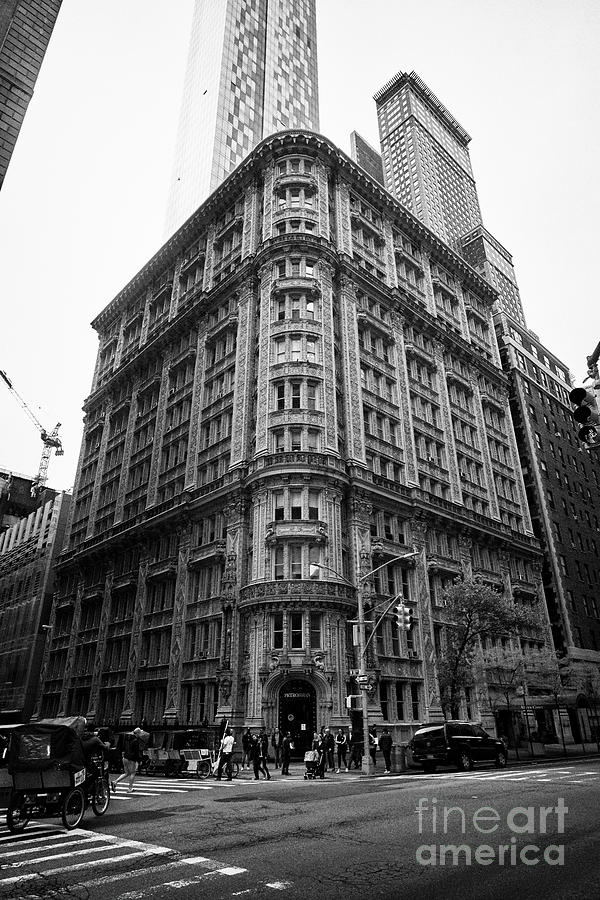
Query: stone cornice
91,131,497,335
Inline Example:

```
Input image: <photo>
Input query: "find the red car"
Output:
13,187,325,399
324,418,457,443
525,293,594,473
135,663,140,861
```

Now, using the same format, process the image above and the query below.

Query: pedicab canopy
8,717,86,774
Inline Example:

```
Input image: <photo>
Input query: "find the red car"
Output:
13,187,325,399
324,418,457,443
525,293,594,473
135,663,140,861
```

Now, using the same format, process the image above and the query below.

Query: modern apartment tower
164,0,319,235
37,132,554,752
374,69,600,719
0,0,63,190
374,71,526,326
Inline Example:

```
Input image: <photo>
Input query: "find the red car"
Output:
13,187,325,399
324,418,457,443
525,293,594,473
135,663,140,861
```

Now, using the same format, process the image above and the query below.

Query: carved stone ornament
313,653,325,670
219,677,232,701
269,655,280,671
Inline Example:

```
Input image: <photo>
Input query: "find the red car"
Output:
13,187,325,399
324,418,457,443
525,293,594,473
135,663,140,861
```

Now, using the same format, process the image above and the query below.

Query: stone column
120,555,149,726
338,274,366,465
58,581,84,716
230,279,257,468
145,357,171,509
410,517,444,721
86,568,114,725
164,525,192,725
85,399,114,540
184,324,207,489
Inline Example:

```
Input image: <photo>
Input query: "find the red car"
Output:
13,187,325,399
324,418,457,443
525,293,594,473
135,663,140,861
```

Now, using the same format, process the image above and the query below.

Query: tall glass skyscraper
165,0,319,235
374,70,526,325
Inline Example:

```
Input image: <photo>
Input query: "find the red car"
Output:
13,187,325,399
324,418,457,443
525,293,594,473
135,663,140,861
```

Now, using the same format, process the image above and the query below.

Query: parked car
410,721,507,772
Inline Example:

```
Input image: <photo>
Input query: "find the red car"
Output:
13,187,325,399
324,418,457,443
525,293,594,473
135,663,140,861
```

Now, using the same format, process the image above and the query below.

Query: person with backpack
111,727,147,794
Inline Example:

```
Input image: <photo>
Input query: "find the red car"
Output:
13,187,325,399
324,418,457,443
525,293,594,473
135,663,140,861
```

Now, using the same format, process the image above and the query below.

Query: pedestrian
281,731,292,775
241,728,252,770
251,731,270,780
216,727,235,781
323,726,335,771
379,727,393,774
369,726,378,770
112,727,147,794
335,728,348,772
258,728,271,779
271,728,282,768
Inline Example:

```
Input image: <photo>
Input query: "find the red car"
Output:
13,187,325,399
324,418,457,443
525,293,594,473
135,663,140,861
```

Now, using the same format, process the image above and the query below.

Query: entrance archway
278,680,317,757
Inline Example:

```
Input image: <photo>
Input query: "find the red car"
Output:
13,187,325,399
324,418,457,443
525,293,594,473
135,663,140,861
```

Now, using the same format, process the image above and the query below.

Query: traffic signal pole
313,548,419,776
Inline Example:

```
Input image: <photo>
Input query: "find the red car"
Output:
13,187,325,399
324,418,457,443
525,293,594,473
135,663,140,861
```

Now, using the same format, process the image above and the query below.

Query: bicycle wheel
7,793,29,833
198,760,211,779
231,761,240,779
91,777,110,816
61,787,85,830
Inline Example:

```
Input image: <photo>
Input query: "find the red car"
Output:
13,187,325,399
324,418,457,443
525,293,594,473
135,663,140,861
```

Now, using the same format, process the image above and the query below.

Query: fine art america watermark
416,797,567,867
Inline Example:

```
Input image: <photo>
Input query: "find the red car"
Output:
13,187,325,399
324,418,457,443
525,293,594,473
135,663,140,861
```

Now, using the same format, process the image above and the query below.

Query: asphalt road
1,758,599,900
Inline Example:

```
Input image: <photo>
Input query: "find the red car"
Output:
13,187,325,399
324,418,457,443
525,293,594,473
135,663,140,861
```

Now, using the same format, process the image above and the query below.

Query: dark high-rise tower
165,0,319,234
374,70,526,327
0,0,62,190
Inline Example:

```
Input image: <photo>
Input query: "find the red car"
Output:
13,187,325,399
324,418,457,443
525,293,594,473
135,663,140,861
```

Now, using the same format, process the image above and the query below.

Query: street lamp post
311,548,419,776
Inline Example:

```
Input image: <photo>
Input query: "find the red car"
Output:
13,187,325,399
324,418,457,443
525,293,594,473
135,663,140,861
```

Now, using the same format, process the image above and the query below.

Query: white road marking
266,882,293,890
1,832,108,856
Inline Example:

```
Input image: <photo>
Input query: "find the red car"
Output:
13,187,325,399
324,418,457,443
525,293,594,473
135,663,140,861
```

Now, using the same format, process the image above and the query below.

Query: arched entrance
278,679,317,757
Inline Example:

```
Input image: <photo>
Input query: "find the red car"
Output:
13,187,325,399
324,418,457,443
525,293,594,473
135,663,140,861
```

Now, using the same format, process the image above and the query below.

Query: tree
437,578,537,719
522,647,568,755
481,646,526,756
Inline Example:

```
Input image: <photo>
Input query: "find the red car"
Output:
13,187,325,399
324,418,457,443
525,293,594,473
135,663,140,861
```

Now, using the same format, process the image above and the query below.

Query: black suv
410,721,507,772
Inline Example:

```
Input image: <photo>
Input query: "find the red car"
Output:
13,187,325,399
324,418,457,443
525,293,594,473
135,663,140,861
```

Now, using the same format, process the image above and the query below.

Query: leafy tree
438,577,537,719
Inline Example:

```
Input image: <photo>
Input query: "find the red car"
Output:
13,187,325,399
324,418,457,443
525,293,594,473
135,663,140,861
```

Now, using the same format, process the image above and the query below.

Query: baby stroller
303,749,320,779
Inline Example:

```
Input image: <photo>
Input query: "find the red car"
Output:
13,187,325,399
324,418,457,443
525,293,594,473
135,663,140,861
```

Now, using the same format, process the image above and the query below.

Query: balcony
271,276,320,297
238,579,355,609
426,553,462,576
274,173,318,193
265,519,328,544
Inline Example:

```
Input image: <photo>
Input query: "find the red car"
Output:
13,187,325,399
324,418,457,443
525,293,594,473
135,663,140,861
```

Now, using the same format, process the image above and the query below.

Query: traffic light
569,383,600,448
395,603,413,631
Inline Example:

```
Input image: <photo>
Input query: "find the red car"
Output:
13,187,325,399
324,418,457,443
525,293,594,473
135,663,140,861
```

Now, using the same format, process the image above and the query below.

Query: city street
1,758,599,899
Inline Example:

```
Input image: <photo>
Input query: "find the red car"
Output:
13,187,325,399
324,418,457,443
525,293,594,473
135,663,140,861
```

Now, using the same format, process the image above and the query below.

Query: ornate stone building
37,132,550,751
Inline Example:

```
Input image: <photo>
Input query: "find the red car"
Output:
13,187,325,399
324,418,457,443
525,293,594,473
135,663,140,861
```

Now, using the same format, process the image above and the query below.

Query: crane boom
1,368,64,496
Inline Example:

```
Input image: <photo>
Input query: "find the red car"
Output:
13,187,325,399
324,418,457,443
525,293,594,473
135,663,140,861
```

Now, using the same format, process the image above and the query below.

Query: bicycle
197,748,239,779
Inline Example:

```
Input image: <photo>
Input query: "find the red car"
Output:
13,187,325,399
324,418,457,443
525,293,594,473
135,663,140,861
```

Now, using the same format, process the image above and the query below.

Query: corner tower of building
165,0,319,235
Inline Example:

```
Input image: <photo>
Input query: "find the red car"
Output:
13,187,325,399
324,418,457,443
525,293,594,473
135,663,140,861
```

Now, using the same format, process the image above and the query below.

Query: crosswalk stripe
1,832,108,857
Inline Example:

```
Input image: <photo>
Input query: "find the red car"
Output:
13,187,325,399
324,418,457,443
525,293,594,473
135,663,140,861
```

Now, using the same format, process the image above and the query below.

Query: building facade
37,133,550,750
164,0,319,235
495,313,600,741
0,491,70,722
0,0,62,190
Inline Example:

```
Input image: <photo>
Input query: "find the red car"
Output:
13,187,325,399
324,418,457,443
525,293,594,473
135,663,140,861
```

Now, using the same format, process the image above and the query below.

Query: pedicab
5,716,110,833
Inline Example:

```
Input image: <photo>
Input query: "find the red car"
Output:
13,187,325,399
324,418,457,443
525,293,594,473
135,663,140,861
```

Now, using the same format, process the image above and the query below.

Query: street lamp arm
310,548,419,585
357,549,419,583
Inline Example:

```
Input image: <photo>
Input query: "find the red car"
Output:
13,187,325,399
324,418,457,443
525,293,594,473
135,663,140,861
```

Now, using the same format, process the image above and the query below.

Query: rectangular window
274,546,284,580
307,382,317,410
291,297,301,319
291,382,301,408
396,684,405,720
290,612,303,648
290,428,302,451
273,613,284,648
290,545,302,579
306,338,317,363
291,336,302,361
307,429,319,451
308,490,319,520
290,490,302,520
411,683,420,719
274,491,285,520
276,384,285,411
310,612,322,649
380,682,389,721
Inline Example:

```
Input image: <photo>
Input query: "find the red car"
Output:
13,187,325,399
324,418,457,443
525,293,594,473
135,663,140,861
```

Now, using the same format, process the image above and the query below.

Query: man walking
281,731,292,775
271,728,282,768
241,728,252,771
216,727,235,780
335,728,348,772
368,726,378,770
379,727,393,774
323,727,335,771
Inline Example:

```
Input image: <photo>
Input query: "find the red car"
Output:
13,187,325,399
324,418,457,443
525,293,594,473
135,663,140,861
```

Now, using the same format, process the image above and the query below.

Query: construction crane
1,369,64,498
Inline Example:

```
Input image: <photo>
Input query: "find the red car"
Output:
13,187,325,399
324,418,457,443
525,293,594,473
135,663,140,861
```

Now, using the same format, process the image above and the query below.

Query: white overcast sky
1,0,598,490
